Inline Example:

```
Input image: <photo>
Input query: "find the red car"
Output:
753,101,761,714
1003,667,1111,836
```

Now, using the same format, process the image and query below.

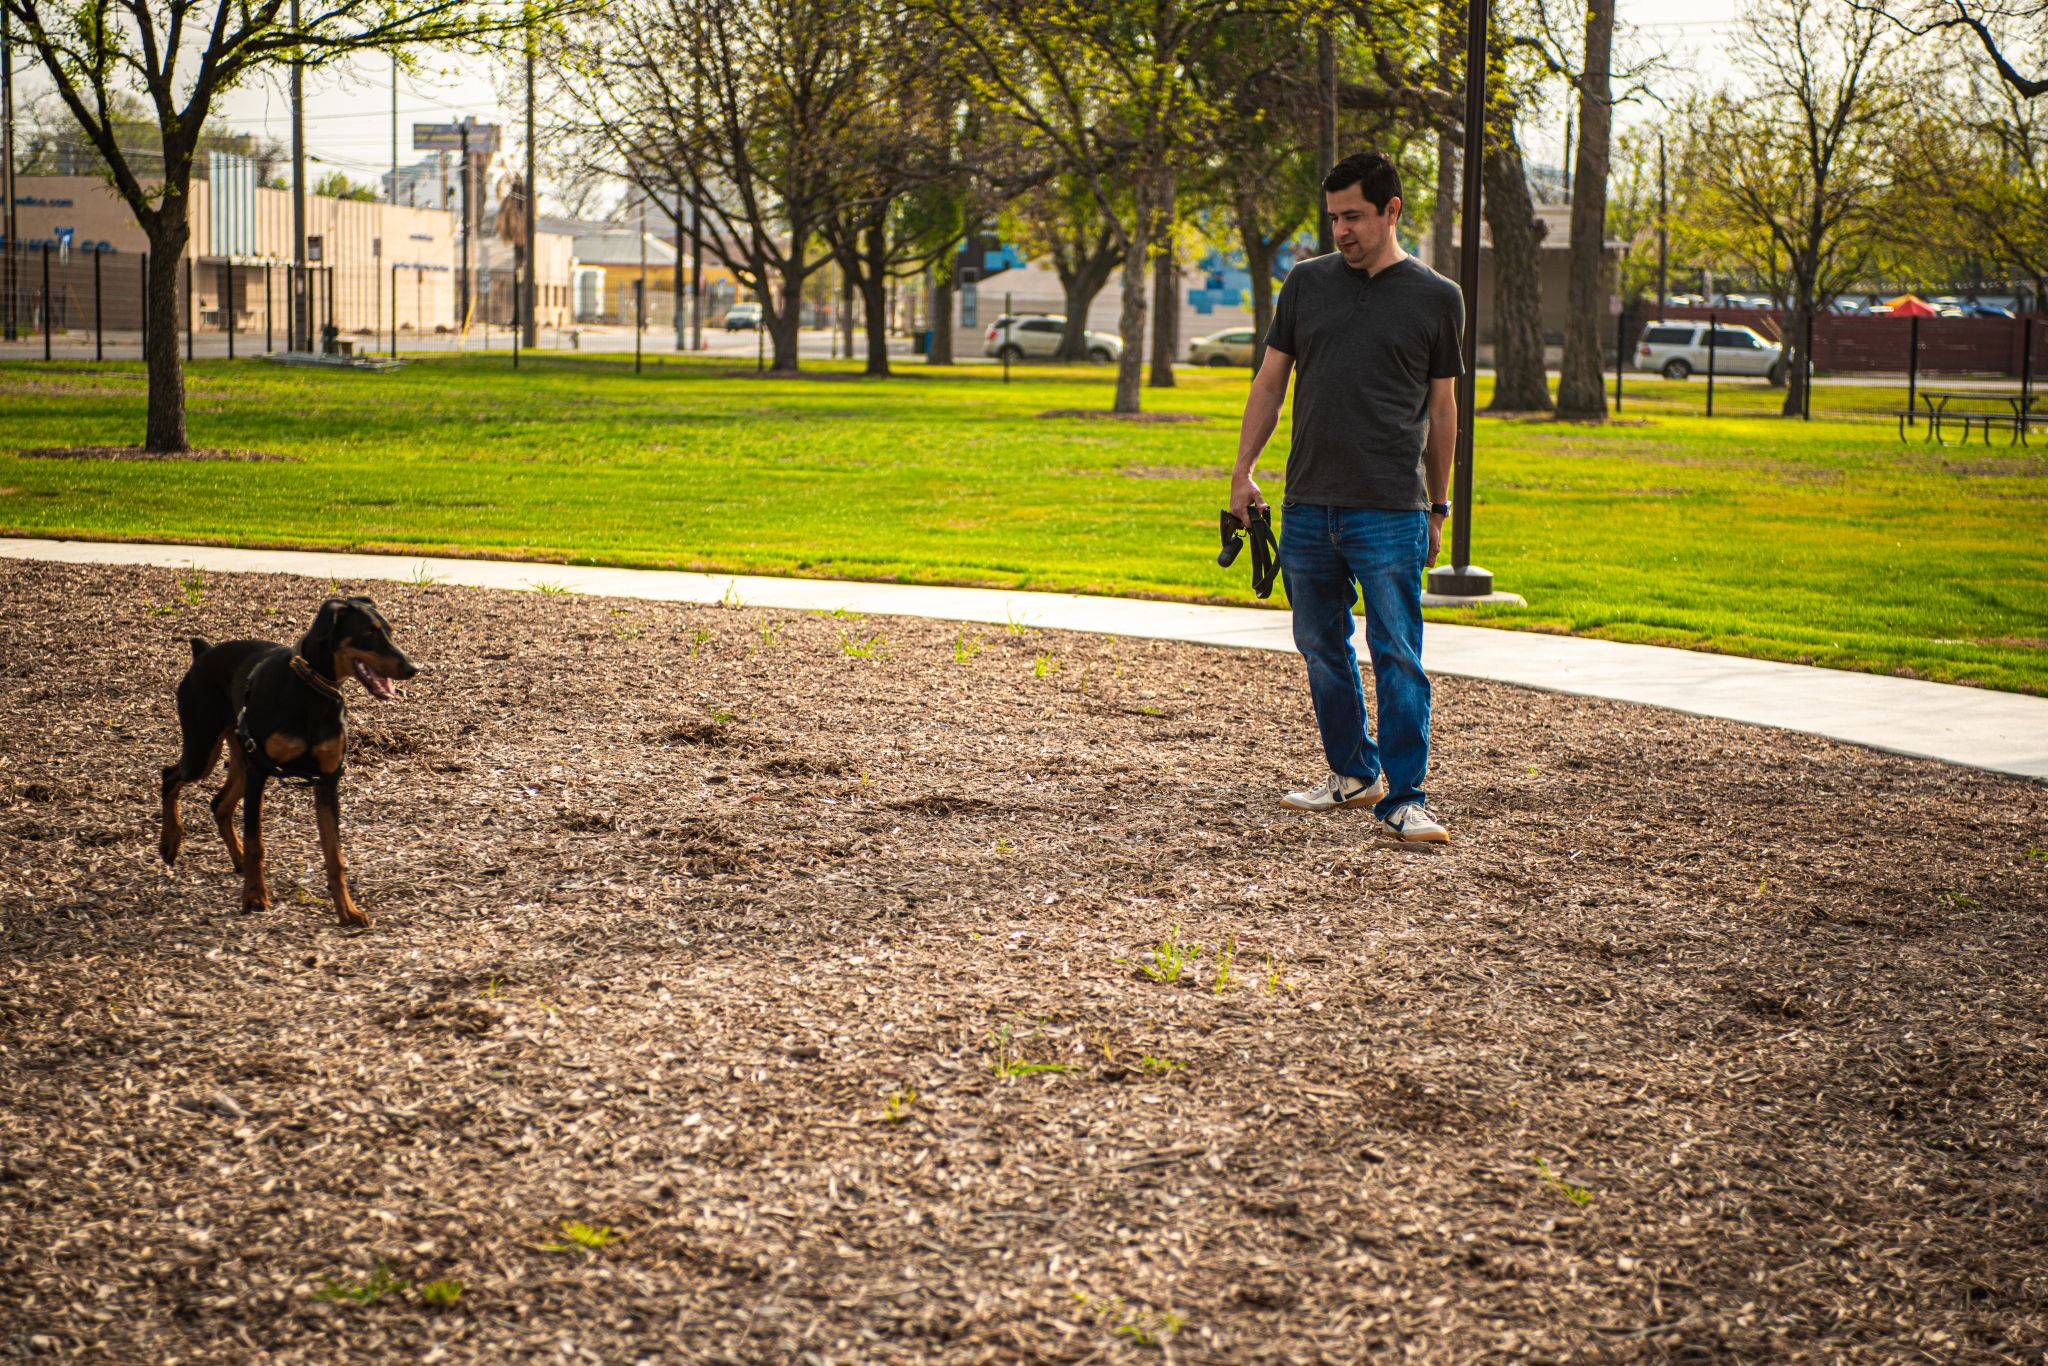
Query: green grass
1,353,2042,692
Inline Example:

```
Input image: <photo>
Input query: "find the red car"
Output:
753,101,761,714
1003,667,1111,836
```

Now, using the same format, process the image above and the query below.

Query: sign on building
413,122,500,153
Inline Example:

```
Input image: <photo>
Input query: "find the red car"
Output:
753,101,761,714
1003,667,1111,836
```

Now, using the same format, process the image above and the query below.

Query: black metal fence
0,239,403,361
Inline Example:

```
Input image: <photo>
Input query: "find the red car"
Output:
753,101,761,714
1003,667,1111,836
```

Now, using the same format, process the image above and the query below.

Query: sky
15,0,1749,212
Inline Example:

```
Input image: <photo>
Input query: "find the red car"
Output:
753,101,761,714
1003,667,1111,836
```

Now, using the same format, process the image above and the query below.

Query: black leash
1218,504,1278,599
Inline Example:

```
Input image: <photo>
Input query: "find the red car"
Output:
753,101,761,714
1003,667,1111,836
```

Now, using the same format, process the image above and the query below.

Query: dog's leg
159,731,224,867
313,777,370,928
211,737,248,872
240,771,271,914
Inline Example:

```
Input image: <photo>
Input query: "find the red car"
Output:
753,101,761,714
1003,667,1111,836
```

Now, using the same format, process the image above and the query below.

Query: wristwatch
1428,502,1451,517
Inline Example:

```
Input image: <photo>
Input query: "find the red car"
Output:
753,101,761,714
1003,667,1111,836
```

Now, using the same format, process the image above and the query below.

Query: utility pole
2,0,17,342
523,17,538,348
391,54,399,204
1656,132,1668,313
290,0,307,350
674,183,685,350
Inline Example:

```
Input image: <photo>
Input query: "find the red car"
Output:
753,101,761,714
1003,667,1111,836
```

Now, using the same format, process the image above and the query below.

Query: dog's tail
188,637,210,661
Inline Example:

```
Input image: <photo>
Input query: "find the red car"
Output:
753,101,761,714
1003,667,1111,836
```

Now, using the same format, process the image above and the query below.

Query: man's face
1326,183,1400,265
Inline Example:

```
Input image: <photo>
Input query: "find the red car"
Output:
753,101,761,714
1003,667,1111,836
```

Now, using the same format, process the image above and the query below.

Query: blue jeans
1277,504,1431,818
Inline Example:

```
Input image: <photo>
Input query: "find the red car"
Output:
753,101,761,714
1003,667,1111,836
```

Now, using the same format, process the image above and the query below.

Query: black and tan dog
158,596,418,927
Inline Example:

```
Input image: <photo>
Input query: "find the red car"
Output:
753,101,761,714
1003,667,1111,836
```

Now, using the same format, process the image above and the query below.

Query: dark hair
1322,152,1402,212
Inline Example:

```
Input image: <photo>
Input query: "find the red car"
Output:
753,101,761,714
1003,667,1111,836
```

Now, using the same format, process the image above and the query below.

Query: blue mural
1184,238,1316,314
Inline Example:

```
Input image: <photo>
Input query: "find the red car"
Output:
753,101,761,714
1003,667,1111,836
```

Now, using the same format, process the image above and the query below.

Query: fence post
141,253,149,357
1003,291,1012,385
185,256,194,362
1614,300,1626,412
2021,314,2035,420
1705,311,1717,417
512,252,521,371
226,260,236,361
1804,310,1815,421
94,248,103,361
42,244,51,361
264,266,273,353
391,264,399,359
1907,314,1919,426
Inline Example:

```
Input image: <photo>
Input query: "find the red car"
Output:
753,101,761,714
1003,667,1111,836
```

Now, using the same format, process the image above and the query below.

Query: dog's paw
240,894,270,915
338,905,373,929
159,829,182,866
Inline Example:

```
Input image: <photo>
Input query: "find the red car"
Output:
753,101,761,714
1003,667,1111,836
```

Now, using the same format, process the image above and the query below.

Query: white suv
1635,320,1787,384
983,314,1123,362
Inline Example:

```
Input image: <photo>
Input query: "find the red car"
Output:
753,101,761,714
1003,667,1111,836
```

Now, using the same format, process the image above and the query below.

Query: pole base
1425,563,1494,596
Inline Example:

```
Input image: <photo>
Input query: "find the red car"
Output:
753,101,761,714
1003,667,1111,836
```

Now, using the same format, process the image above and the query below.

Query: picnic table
1903,389,2043,446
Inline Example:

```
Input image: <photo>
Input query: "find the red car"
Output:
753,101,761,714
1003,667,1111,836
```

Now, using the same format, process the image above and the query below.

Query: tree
549,0,875,373
1683,0,1908,416
1005,175,1126,360
936,0,1247,414
1555,0,1615,417
1855,0,2045,98
3,0,542,452
1910,37,2048,305
312,171,379,202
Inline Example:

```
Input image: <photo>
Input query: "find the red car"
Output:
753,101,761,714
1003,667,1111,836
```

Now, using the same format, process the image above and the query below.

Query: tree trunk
1055,233,1118,361
1113,233,1148,414
1482,138,1553,412
1556,0,1615,418
1431,7,1460,274
1149,231,1178,387
1783,282,1813,417
1242,211,1278,373
143,216,191,452
769,261,803,373
1432,132,1458,274
861,222,891,378
929,261,954,365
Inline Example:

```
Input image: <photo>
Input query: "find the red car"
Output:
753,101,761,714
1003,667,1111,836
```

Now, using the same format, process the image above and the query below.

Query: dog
158,596,418,927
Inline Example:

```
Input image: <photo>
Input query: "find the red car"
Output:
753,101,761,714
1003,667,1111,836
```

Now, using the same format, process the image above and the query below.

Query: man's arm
1424,375,1456,567
1231,347,1294,524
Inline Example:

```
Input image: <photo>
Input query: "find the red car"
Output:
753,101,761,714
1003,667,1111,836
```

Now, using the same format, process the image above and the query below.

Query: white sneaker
1381,803,1450,844
1280,771,1387,812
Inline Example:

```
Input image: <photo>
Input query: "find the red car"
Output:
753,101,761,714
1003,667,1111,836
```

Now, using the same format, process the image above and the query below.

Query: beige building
5,174,571,338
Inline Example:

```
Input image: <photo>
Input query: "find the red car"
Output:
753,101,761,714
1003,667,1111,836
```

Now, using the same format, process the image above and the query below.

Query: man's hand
1426,512,1445,567
1230,473,1265,527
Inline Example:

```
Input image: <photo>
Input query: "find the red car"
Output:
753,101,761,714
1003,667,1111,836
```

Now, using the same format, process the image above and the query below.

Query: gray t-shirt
1265,253,1464,509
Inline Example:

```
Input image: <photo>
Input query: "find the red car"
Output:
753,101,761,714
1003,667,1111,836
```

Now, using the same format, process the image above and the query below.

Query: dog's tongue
354,660,397,700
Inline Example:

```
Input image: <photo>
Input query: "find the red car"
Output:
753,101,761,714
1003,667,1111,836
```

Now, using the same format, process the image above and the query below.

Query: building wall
4,175,573,337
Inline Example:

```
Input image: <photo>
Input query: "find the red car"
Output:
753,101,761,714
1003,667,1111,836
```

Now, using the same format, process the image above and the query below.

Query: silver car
1634,320,1787,384
983,314,1122,362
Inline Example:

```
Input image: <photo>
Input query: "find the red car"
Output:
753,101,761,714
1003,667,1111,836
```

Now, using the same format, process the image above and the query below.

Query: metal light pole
2,2,17,343
1427,0,1498,598
290,0,307,351
522,18,538,349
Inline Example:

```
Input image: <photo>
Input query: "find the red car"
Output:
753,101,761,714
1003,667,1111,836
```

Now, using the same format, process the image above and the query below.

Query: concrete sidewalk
6,536,2044,782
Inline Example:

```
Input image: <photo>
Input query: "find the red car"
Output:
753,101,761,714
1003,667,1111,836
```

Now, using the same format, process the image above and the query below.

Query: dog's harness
237,655,346,785
1219,504,1279,599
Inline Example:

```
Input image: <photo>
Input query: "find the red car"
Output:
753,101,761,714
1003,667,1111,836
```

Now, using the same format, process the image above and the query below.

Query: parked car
1190,327,1258,366
983,314,1122,362
1635,320,1787,384
723,302,762,331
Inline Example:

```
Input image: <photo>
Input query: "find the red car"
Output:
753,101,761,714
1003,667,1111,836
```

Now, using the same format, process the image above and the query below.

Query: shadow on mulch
0,557,2042,1363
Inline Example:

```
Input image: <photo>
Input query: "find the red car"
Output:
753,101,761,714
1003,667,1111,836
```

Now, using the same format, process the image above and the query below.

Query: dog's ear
299,597,348,659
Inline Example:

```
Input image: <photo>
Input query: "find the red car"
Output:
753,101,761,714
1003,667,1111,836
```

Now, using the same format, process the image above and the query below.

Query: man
1229,151,1462,844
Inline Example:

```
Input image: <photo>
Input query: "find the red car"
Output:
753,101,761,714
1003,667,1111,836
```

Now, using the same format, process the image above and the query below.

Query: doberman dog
158,596,418,927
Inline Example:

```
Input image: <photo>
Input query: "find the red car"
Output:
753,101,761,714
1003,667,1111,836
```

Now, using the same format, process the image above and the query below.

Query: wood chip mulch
0,559,2042,1364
